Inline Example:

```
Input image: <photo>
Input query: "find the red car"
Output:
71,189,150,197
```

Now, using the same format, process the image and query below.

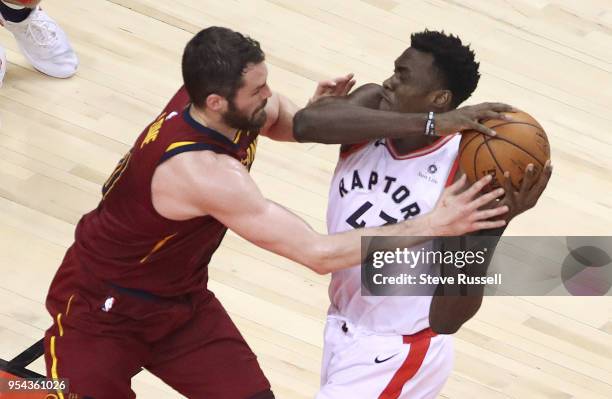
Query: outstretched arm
260,74,357,142
293,83,516,144
259,91,300,142
151,152,509,275
294,83,429,144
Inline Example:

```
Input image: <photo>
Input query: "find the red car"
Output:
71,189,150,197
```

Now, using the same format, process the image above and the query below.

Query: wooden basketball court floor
0,0,611,397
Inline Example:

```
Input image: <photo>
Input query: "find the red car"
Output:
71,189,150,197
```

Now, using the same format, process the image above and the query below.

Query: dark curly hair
411,30,480,108
182,27,265,107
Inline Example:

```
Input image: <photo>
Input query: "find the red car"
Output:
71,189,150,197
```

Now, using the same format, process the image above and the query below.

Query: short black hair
182,27,265,107
411,30,480,108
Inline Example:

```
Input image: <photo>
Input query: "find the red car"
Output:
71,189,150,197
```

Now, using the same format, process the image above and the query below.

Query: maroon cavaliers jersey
72,87,259,296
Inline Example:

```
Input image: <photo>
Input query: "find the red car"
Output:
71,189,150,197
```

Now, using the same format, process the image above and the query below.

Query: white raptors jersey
326,135,460,335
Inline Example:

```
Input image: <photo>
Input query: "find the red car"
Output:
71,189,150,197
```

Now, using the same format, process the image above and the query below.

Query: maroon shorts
44,248,271,399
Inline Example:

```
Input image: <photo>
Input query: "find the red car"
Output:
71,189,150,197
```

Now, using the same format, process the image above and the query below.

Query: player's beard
222,99,267,133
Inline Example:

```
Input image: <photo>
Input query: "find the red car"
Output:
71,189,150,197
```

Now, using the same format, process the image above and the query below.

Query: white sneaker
1,6,78,78
0,46,6,87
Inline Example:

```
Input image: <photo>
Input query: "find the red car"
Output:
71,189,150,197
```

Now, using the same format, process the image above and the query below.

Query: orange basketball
458,110,551,191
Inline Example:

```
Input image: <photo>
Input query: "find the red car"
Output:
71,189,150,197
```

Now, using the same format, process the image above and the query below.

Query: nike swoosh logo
375,353,399,364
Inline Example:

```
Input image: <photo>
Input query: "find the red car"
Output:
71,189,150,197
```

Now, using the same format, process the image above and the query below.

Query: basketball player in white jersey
293,30,552,398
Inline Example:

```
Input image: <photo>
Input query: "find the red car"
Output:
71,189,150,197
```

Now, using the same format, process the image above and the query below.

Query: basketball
458,110,551,191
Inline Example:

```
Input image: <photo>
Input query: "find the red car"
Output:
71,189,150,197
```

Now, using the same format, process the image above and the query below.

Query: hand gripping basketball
498,160,553,222
426,174,509,236
436,102,518,137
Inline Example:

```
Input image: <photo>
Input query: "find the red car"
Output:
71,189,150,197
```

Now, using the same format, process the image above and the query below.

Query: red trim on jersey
378,328,436,399
445,156,460,187
386,134,457,160
402,327,437,344
339,142,370,159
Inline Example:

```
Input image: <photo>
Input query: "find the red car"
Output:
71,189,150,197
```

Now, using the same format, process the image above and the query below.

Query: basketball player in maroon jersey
44,27,511,398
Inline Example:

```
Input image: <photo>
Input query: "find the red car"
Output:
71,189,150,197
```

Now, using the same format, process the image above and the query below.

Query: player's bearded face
222,97,267,132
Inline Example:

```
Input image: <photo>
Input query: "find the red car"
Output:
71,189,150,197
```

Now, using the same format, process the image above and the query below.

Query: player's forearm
429,226,506,334
263,94,300,142
293,103,429,144
257,211,434,275
309,215,435,274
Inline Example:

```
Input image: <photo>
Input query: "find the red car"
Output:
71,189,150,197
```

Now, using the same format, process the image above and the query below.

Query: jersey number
346,201,421,228
102,151,132,198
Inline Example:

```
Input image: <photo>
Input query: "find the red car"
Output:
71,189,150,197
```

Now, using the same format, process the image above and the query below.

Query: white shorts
316,317,454,399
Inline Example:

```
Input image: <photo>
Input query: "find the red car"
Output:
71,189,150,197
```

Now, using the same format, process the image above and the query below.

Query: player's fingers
332,73,354,85
469,121,497,137
471,205,509,221
479,110,513,122
520,164,537,195
481,196,502,210
545,159,552,170
460,174,493,200
445,173,467,195
345,79,357,93
541,161,553,186
340,73,355,81
318,80,337,89
471,219,507,231
541,160,553,180
336,79,354,95
500,171,516,197
337,85,353,97
486,102,519,113
468,187,505,210
497,172,515,206
501,171,512,188
531,160,553,194
313,84,333,98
